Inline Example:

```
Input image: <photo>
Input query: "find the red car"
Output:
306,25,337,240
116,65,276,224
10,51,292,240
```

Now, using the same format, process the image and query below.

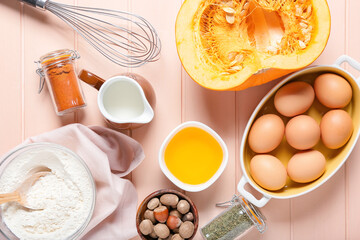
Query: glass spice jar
36,49,86,115
200,195,266,240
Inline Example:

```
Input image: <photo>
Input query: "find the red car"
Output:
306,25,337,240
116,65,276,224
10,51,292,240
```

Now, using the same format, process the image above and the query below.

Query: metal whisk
19,0,161,67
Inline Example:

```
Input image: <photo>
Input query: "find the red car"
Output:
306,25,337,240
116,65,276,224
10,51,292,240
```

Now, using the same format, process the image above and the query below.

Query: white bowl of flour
0,143,96,240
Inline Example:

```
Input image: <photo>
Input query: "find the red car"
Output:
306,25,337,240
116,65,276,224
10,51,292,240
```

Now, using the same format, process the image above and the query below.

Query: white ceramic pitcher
79,70,156,129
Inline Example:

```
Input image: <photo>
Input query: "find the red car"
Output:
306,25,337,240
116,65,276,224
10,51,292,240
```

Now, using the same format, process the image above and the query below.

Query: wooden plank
291,0,347,239
174,1,237,237
345,0,360,239
184,73,236,239
0,1,22,154
130,0,184,204
313,0,346,65
22,0,76,138
172,3,235,239
237,80,291,240
75,0,129,127
291,174,346,240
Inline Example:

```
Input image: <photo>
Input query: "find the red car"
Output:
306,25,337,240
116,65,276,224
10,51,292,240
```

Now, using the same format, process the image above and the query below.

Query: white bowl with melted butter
159,121,228,192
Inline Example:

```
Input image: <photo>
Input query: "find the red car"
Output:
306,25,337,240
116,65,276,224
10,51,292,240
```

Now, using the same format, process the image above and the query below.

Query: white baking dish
238,55,360,207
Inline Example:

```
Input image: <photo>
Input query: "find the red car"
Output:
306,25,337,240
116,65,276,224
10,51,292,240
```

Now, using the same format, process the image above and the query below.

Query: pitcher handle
237,176,271,208
334,55,360,82
78,69,105,90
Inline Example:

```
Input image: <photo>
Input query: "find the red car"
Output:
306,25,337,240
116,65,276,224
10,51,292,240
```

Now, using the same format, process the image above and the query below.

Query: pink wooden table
1,0,360,239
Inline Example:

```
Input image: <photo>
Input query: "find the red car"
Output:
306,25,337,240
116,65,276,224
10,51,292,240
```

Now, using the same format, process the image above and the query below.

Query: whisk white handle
18,0,47,9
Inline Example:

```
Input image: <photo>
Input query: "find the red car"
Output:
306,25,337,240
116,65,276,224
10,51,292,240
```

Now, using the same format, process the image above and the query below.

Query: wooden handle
19,0,37,8
0,192,21,205
78,69,106,90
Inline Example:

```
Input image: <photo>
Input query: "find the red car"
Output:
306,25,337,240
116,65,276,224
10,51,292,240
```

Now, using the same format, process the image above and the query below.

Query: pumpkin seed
295,5,303,16
301,27,309,35
230,65,242,71
307,6,312,15
226,14,235,24
243,2,250,10
304,34,311,44
228,51,238,61
299,22,308,28
302,5,312,19
301,19,308,24
230,59,238,66
220,72,230,75
235,54,244,63
223,7,235,14
298,40,306,49
230,55,243,66
240,10,247,17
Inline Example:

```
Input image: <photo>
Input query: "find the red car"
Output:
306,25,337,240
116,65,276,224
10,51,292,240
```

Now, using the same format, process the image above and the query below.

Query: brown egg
320,109,353,149
250,154,287,191
285,115,320,150
314,73,352,108
287,150,326,183
274,81,315,117
248,114,285,153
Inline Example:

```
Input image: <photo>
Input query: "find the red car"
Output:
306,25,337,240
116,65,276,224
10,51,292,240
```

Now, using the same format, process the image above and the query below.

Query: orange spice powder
42,56,86,114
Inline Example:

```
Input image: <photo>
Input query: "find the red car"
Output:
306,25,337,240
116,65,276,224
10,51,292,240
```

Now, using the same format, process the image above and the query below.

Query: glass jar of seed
200,195,266,240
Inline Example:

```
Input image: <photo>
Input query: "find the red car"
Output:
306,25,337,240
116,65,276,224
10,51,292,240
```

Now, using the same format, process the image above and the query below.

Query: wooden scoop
0,167,51,210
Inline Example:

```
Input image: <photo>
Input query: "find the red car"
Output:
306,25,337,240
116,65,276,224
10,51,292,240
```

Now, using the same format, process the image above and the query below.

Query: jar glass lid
240,196,266,233
39,49,79,66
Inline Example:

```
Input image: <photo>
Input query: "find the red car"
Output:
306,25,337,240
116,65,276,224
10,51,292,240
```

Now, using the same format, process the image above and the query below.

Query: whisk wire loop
43,1,161,67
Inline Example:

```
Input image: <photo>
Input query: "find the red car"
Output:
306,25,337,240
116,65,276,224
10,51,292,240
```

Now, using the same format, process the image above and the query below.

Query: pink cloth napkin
23,123,144,240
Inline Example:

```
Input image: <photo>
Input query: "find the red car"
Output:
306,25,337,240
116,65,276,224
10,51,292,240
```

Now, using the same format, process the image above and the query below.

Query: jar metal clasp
216,195,241,208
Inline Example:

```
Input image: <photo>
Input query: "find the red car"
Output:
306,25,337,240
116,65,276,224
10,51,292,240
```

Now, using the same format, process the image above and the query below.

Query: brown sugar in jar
38,49,86,115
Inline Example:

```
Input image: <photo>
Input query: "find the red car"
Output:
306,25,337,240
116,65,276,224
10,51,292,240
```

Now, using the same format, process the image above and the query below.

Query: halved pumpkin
175,0,331,91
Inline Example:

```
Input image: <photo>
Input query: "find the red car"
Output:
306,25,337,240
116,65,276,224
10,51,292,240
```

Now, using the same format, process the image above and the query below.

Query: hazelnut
171,234,184,240
179,221,195,239
182,212,194,222
148,198,160,210
139,219,154,235
154,206,169,223
144,209,157,224
160,194,179,207
165,234,173,240
169,210,182,219
149,230,158,238
166,215,182,230
177,200,190,214
154,223,170,239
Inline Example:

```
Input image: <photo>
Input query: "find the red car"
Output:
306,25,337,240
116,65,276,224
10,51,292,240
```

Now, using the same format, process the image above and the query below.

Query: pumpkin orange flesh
175,0,331,91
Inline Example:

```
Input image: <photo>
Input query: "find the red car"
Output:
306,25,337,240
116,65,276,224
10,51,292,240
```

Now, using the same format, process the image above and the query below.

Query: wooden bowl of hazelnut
136,189,199,240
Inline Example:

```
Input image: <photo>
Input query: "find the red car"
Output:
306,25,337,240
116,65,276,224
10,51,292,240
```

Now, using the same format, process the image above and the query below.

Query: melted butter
164,127,223,185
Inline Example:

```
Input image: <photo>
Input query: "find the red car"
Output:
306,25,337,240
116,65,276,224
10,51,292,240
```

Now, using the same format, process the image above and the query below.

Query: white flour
0,146,94,240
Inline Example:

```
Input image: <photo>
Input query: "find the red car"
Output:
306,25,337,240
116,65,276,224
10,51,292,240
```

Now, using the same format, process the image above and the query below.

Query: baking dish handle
237,176,271,208
334,55,360,82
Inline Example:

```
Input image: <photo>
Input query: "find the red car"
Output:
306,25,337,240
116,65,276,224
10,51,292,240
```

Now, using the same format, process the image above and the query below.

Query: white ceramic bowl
0,143,96,240
159,121,228,192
